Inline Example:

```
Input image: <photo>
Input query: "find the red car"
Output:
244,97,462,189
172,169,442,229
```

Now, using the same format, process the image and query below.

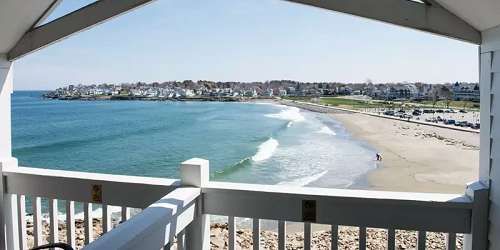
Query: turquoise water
12,91,376,188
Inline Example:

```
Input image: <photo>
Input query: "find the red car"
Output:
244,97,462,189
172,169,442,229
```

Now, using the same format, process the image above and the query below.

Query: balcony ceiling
435,0,500,31
0,0,57,54
1,0,500,57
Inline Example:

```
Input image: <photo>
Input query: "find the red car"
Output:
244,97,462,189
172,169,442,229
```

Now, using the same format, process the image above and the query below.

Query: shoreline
42,94,277,102
280,100,479,193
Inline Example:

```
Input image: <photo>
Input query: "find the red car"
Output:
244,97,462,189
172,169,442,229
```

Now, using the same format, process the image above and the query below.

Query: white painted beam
0,56,13,159
0,56,19,250
285,0,480,44
7,0,156,61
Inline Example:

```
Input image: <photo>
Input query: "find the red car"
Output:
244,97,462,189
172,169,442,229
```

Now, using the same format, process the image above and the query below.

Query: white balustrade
17,195,27,249
252,219,260,250
84,202,93,244
66,201,76,247
32,196,42,246
0,160,488,250
304,223,311,250
228,216,236,250
102,205,111,233
331,225,339,250
49,198,59,245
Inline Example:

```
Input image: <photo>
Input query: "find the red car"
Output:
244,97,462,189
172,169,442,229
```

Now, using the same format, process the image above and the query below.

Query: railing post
463,181,489,250
1,56,19,250
0,158,19,250
181,158,210,250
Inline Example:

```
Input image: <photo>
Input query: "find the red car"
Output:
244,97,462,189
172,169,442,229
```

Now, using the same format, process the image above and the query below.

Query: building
453,82,480,102
384,83,418,100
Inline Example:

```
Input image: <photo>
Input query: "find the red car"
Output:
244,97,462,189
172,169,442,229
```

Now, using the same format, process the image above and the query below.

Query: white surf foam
252,137,279,162
265,107,305,123
278,170,328,187
317,126,336,135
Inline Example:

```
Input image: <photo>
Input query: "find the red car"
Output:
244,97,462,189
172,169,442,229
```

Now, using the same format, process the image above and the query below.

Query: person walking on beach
376,153,382,161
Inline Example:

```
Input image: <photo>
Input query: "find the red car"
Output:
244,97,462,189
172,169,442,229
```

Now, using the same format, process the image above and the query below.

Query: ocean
12,91,376,189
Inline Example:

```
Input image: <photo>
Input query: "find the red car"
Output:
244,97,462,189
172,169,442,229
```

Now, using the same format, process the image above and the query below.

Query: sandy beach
332,112,479,193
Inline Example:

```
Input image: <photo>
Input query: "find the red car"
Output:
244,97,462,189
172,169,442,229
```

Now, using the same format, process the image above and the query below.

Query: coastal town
44,80,480,102
43,80,481,130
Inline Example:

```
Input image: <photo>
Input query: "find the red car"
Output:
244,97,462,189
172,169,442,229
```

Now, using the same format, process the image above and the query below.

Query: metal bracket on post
464,181,489,250
181,158,210,250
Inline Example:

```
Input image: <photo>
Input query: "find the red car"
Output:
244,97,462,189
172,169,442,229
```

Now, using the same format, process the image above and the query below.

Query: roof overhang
0,0,57,55
286,0,481,44
2,0,500,62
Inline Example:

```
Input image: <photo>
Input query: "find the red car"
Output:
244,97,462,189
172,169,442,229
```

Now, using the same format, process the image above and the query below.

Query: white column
479,24,500,250
0,56,13,159
181,158,210,250
0,55,19,250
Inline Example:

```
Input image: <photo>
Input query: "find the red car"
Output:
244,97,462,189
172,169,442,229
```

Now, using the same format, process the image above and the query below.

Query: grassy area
283,96,395,110
319,97,390,109
283,96,480,111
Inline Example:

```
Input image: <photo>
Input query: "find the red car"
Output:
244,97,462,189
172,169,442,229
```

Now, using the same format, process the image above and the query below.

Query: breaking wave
317,126,336,136
265,107,305,123
278,170,328,187
252,137,279,162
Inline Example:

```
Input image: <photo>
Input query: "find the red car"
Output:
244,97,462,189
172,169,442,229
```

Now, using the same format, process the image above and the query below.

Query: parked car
412,110,422,116
384,110,395,116
436,109,444,113
459,109,467,113
444,119,455,125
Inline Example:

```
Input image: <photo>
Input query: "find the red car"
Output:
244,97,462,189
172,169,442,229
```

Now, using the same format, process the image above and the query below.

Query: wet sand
332,113,479,193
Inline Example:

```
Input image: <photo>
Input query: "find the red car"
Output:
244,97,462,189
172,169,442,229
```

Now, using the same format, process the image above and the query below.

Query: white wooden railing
1,165,179,249
0,158,489,250
203,181,484,250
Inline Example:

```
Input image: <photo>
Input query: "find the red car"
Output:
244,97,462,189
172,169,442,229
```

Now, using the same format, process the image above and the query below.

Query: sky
13,0,479,90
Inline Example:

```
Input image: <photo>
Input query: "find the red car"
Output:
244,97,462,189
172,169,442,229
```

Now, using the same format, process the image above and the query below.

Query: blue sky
14,0,479,90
